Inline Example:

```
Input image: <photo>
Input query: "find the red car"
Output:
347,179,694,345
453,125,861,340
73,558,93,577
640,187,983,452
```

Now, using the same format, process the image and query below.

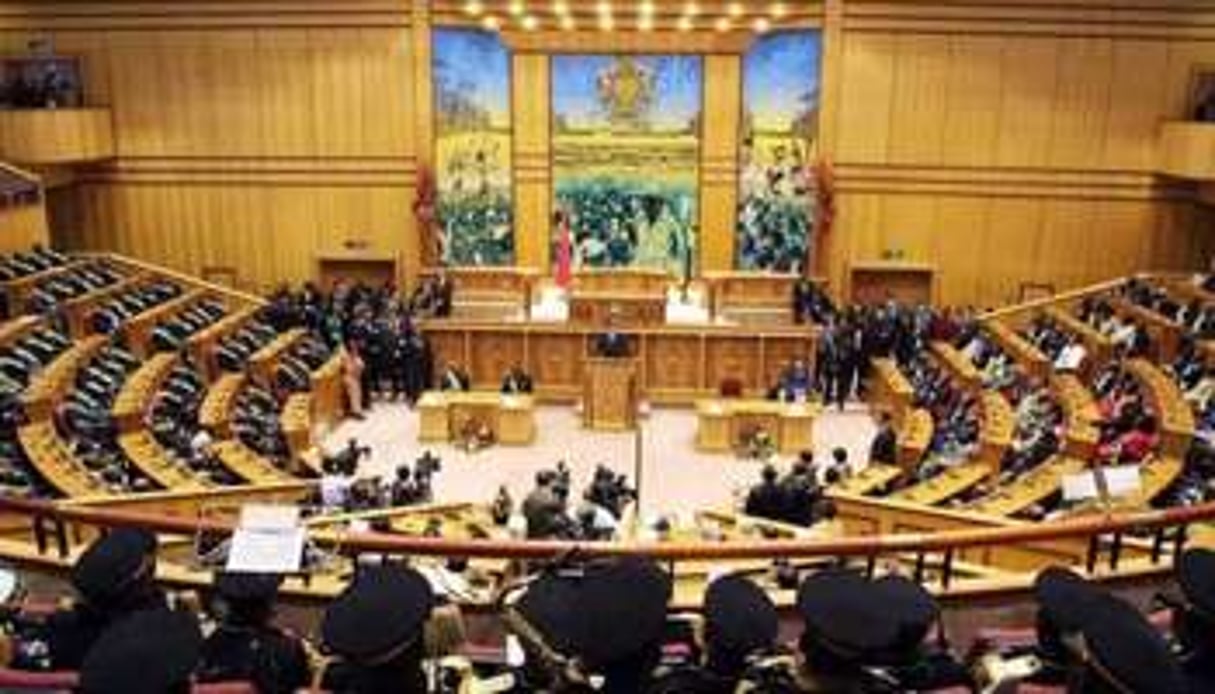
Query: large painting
433,28,514,266
737,30,822,273
551,55,702,276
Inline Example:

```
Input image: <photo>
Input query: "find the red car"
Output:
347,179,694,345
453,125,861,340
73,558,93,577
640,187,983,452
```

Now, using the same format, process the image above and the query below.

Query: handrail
1,493,1210,562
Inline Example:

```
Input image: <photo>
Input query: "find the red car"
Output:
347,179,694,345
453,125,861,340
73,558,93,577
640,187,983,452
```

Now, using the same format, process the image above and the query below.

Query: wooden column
513,52,552,272
700,53,742,273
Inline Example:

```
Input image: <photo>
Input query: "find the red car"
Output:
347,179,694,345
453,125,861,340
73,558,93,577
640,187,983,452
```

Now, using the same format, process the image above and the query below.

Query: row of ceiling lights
462,1,789,33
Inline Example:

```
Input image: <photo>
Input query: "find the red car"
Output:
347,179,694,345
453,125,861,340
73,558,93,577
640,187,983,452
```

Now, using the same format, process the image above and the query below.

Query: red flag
555,209,572,288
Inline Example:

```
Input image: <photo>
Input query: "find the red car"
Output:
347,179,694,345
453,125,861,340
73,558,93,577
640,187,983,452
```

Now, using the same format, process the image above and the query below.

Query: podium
583,358,638,430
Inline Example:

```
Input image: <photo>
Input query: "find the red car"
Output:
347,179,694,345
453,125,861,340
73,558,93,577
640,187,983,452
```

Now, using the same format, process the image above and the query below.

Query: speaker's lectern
582,357,638,431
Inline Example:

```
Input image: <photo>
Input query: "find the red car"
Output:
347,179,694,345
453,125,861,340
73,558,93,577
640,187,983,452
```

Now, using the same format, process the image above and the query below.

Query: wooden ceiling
430,0,822,33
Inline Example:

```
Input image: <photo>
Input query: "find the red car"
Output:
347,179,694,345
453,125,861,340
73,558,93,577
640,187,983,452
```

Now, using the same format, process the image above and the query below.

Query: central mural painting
550,54,703,276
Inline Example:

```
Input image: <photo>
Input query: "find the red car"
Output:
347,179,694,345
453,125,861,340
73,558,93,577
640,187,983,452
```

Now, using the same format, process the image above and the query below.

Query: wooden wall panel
2,0,1214,306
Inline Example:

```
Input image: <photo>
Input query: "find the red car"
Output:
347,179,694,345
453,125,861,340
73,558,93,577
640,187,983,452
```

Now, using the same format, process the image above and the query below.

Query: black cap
1081,596,1188,694
1034,566,1107,635
796,569,937,665
1178,548,1215,620
516,556,672,669
322,565,434,663
704,573,778,660
214,571,284,603
79,609,202,694
71,528,157,604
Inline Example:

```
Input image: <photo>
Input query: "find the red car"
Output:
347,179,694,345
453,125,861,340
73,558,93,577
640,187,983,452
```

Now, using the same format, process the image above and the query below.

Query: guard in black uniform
704,573,780,685
39,528,166,670
321,564,435,694
198,572,312,694
505,556,672,693
78,609,202,694
1169,548,1215,689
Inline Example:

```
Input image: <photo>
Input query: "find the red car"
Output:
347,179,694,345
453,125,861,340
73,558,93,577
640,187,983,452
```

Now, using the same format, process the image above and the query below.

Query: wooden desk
893,462,989,506
702,271,826,325
21,335,106,422
199,373,245,439
695,399,818,455
568,291,666,327
309,350,345,431
249,328,304,386
849,260,935,305
897,408,934,477
0,260,82,315
1126,358,1195,458
932,341,982,393
1110,296,1181,362
213,440,294,484
417,391,536,445
0,315,41,348
572,268,670,295
1051,374,1101,459
281,393,315,460
120,288,209,358
969,455,1087,517
983,320,1050,382
868,358,914,426
419,319,817,404
187,306,259,380
111,353,176,434
420,266,536,319
119,432,210,491
833,464,902,496
61,272,144,338
1044,306,1114,367
978,391,1014,480
18,421,107,498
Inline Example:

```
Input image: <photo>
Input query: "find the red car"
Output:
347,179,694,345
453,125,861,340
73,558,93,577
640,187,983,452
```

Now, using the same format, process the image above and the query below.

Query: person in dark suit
595,330,630,358
198,572,311,694
869,411,898,466
77,609,202,694
432,270,454,318
501,364,533,394
439,363,471,391
744,465,784,521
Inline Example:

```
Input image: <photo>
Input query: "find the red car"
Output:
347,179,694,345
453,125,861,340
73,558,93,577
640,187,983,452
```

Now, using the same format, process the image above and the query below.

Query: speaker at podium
582,355,638,431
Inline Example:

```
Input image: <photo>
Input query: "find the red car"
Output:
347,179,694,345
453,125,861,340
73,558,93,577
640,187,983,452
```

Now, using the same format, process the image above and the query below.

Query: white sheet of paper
238,504,300,531
226,527,305,573
1062,472,1100,502
1103,465,1143,498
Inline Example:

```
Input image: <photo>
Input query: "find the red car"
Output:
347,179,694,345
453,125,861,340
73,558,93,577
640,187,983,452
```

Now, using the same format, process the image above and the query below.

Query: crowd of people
4,524,1215,692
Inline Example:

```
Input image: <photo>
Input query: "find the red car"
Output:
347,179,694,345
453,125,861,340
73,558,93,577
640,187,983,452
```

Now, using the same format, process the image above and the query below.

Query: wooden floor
324,398,879,518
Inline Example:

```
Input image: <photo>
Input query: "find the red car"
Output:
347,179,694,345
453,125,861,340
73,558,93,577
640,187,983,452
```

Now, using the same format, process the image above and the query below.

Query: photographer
584,466,636,520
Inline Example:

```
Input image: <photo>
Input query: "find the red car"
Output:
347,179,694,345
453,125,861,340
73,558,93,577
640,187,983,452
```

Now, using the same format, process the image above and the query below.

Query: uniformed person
78,608,202,694
41,528,166,670
704,573,780,684
198,572,312,694
1171,548,1215,688
504,555,673,693
321,564,435,694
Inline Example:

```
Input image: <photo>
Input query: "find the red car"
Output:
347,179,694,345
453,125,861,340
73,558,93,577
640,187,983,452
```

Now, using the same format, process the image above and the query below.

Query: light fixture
683,1,700,17
714,16,731,32
728,2,744,18
598,12,614,30
509,0,526,17
560,13,576,29
753,16,770,32
551,0,569,13
638,14,654,31
770,2,787,18
462,0,484,15
638,0,655,15
677,15,694,31
482,14,502,30
521,13,539,29
597,0,612,14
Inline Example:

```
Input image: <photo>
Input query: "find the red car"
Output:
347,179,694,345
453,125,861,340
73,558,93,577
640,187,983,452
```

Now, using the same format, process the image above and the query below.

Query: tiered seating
1126,358,1195,459
199,373,244,439
82,277,184,336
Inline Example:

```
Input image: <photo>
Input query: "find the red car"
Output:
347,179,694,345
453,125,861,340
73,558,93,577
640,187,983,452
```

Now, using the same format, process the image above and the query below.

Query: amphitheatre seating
212,439,294,484
868,357,913,425
969,455,1088,517
120,287,207,357
0,315,42,348
983,320,1050,381
1125,358,1195,458
834,464,902,495
111,352,177,433
1051,373,1101,458
199,373,245,439
0,260,83,312
118,431,211,491
187,305,259,380
61,271,145,337
1044,305,1114,367
248,327,304,387
931,341,981,393
309,349,345,429
891,462,990,506
16,421,107,497
280,392,314,459
1110,295,1181,361
978,390,1015,480
21,335,106,421
896,408,933,477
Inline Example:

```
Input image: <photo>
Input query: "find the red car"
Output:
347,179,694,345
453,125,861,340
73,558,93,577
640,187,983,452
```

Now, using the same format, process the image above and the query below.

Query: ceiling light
638,15,654,30
770,2,787,18
638,0,655,15
753,17,770,32
598,13,614,30
552,0,569,13
683,1,700,16
677,15,693,31
462,0,484,15
597,0,612,14
714,16,731,32
482,14,502,30
560,13,576,29
521,14,539,29
728,2,744,18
